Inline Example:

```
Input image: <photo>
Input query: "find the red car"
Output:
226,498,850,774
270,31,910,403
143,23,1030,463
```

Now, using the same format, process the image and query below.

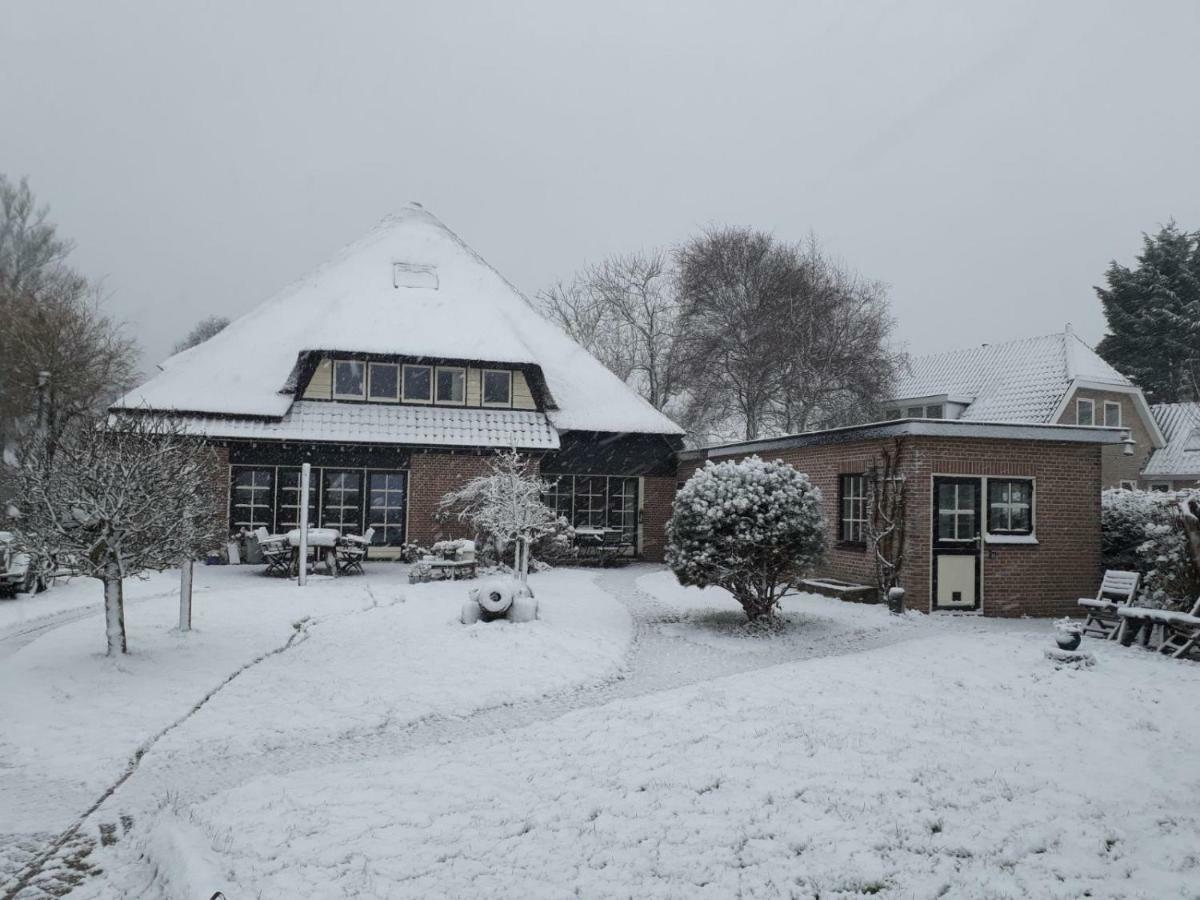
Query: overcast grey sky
3,1,1198,372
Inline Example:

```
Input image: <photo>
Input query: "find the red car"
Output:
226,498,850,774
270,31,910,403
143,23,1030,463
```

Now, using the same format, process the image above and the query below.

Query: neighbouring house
880,327,1165,490
679,419,1125,617
112,205,683,560
1140,402,1200,491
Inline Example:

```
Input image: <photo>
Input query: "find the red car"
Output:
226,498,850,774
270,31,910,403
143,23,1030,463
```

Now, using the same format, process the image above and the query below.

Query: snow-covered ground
0,564,630,897
8,565,1200,899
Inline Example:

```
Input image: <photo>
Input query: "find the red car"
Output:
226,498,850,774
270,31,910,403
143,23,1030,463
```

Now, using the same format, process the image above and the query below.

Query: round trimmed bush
666,456,826,621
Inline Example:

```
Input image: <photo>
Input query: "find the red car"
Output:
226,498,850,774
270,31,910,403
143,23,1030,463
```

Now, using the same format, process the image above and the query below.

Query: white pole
298,462,310,587
179,559,193,632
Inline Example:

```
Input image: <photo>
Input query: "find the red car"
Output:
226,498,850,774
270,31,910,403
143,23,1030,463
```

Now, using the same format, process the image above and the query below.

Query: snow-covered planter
1054,617,1083,651
462,577,538,624
1101,488,1200,610
432,538,476,561
666,456,826,622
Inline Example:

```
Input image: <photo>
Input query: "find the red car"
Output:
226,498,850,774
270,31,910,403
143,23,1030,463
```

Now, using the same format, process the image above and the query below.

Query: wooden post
179,559,193,632
298,463,310,587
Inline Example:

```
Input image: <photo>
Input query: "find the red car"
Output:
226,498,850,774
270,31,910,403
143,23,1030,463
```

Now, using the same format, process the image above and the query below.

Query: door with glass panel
367,471,408,546
932,476,981,610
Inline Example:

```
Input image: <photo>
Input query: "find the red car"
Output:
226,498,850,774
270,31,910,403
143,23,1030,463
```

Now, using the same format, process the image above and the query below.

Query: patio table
286,528,341,576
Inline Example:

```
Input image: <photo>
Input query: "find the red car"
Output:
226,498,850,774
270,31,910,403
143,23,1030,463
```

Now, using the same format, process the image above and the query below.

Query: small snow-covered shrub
666,456,826,621
1101,488,1200,609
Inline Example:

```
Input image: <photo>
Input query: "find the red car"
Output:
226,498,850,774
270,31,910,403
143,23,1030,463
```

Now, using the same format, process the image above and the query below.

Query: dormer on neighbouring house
881,327,1165,488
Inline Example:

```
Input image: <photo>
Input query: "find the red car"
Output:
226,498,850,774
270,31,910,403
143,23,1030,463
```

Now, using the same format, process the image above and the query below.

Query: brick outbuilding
677,420,1126,617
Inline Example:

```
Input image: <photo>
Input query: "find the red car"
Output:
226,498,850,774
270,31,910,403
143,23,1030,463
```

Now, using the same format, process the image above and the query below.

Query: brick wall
211,443,231,540
640,475,677,562
406,452,496,546
678,435,1103,617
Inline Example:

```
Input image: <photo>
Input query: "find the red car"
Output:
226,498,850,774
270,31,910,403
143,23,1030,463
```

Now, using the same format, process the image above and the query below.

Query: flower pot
887,587,906,615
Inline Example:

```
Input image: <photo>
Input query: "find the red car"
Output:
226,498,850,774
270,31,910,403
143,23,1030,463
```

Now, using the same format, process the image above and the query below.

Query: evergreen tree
1097,223,1200,403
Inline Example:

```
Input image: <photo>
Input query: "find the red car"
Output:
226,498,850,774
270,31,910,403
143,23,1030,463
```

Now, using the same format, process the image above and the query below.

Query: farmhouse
112,205,683,559
680,419,1125,617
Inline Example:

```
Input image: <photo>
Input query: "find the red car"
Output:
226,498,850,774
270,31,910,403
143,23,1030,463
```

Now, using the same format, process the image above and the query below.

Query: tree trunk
737,589,777,622
103,561,127,655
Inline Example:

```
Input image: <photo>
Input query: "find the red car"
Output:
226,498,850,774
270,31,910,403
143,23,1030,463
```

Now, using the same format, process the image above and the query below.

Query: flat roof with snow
680,418,1128,461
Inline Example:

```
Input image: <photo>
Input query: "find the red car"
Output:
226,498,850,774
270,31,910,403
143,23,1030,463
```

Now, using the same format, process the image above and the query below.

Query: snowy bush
666,456,825,621
1101,488,1200,609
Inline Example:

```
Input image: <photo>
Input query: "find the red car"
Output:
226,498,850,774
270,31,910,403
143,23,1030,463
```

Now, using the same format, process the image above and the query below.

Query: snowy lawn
0,565,629,842
0,569,181,635
637,568,931,654
136,625,1200,899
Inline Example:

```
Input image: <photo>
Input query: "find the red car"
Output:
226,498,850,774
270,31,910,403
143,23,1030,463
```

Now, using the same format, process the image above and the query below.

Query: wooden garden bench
1077,570,1140,640
1117,597,1200,659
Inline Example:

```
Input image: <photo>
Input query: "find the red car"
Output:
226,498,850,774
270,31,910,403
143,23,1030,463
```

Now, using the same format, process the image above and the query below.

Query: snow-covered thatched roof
115,205,682,436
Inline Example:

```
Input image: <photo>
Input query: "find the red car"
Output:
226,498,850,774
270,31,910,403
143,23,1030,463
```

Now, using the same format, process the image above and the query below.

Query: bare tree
538,251,684,415
0,175,138,458
676,227,901,441
865,440,908,607
173,315,231,355
6,415,225,655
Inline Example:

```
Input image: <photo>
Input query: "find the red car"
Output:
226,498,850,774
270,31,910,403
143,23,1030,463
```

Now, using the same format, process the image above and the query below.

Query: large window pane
436,367,465,404
231,467,274,533
277,467,318,533
368,363,399,401
321,470,363,533
402,365,432,402
483,370,512,405
367,471,407,546
333,361,365,398
987,478,1033,535
607,477,638,541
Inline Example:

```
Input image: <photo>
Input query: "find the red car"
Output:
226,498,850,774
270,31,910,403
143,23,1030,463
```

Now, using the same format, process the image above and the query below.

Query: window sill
985,534,1038,545
836,540,868,551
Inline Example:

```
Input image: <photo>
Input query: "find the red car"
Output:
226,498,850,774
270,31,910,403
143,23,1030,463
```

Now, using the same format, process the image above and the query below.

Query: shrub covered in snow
666,456,825,621
1101,488,1200,609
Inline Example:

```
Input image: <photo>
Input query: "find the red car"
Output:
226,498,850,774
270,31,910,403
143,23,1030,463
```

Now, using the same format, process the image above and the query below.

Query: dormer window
333,360,365,399
402,364,432,403
1076,398,1094,426
435,366,466,405
368,363,399,401
482,369,512,407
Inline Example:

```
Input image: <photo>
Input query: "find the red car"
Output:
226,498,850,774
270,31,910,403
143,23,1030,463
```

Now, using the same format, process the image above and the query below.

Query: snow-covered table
285,528,341,577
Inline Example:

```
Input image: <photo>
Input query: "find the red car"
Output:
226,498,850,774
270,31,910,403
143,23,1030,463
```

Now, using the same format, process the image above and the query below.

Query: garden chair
256,527,292,577
1156,597,1200,660
336,528,374,575
1078,570,1140,639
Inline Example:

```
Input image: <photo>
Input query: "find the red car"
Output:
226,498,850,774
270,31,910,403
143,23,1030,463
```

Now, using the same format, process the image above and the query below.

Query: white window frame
435,366,466,406
1150,482,1171,493
1119,480,1137,491
367,362,399,402
904,406,924,418
332,360,366,400
1103,400,1121,428
481,369,513,408
401,364,433,403
925,404,944,419
982,475,1037,544
839,474,868,543
1076,398,1094,426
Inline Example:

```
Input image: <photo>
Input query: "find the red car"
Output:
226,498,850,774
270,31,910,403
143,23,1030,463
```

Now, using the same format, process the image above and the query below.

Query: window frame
1076,397,1095,426
986,477,1034,537
1150,482,1172,493
924,404,944,419
1103,400,1122,428
481,369,513,408
332,359,367,400
367,362,400,402
541,473,641,548
435,366,467,406
904,406,924,419
1119,480,1137,491
838,473,868,545
401,364,433,403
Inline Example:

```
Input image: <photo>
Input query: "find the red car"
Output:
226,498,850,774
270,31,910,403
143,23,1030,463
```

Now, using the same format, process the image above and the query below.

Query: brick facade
406,452,497,547
679,433,1104,618
640,475,677,562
